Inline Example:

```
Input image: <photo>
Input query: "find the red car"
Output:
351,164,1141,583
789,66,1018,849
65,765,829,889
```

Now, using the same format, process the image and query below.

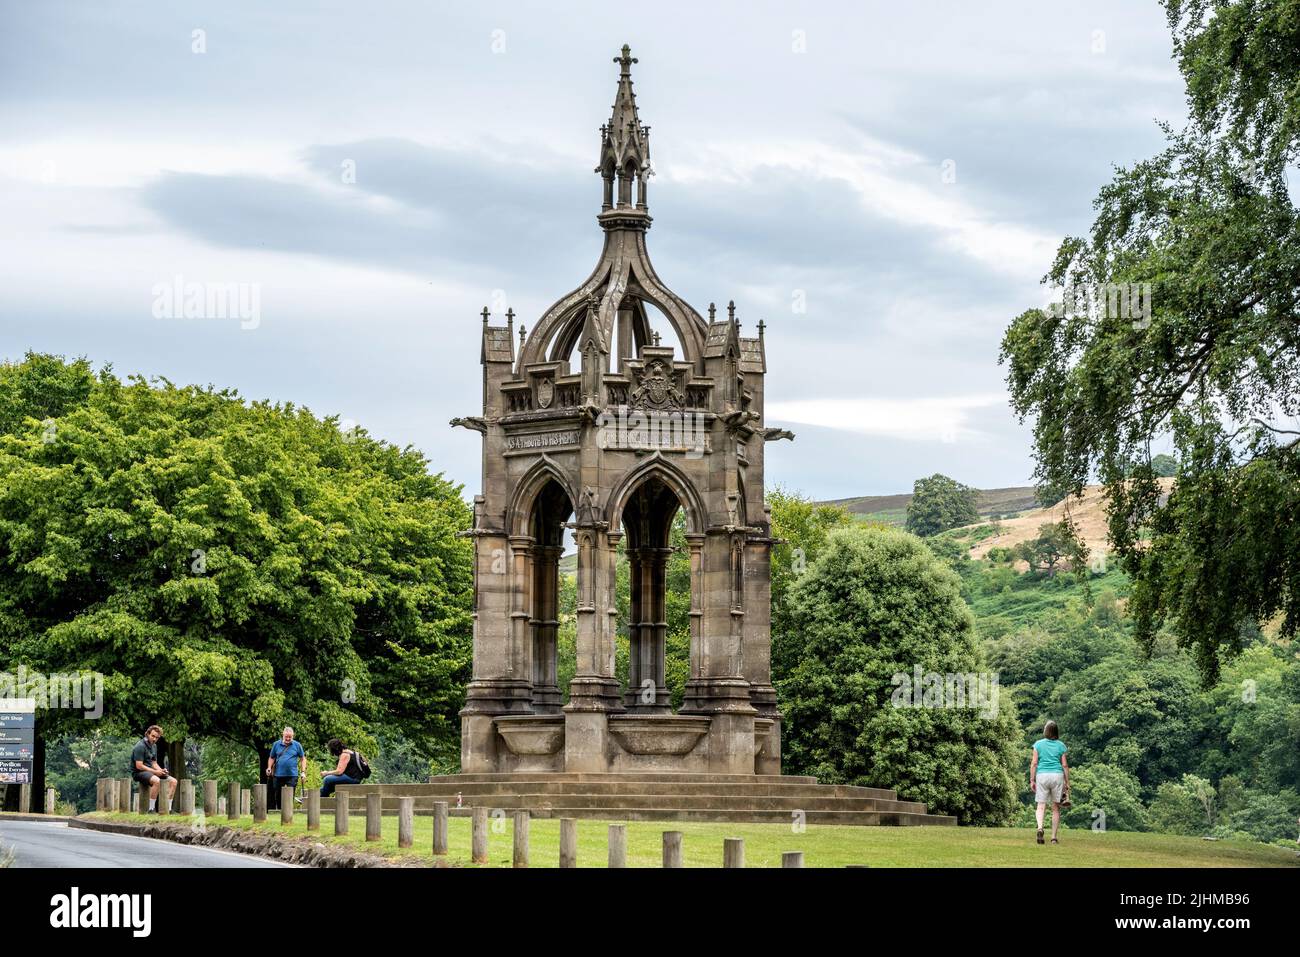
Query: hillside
823,486,1039,526
957,478,1175,561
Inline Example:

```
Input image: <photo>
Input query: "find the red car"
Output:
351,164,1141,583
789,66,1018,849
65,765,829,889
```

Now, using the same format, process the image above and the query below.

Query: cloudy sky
0,1,1189,500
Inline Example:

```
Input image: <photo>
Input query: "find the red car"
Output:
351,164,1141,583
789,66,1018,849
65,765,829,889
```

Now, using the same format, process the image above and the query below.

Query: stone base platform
322,773,957,826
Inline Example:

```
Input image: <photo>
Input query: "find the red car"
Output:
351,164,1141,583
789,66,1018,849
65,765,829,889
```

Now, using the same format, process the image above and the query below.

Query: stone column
680,529,756,773
530,543,563,712
745,531,781,774
460,528,534,773
564,525,623,772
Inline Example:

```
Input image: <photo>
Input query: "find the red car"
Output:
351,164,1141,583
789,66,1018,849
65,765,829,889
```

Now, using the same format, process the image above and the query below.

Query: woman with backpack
320,738,368,797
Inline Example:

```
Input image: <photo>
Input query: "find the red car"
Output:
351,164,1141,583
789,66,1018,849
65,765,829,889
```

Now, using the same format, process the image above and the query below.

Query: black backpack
348,749,372,780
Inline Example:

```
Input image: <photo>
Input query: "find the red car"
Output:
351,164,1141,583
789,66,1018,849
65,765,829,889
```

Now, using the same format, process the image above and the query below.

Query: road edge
69,816,405,868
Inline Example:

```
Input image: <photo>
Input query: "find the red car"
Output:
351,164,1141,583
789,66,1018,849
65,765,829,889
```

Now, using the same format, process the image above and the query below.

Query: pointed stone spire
597,44,651,211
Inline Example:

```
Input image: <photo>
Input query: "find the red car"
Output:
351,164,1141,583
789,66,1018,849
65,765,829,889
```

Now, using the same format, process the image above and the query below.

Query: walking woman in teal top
1029,720,1070,844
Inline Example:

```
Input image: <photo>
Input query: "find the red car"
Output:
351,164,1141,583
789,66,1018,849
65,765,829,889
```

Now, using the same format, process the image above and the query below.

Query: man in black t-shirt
130,725,176,813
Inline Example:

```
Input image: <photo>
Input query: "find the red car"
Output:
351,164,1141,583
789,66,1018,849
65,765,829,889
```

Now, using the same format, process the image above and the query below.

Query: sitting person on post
319,738,362,797
130,724,177,813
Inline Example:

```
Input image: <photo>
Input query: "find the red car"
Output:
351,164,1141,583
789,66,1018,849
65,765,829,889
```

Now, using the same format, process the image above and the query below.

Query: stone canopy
452,45,792,775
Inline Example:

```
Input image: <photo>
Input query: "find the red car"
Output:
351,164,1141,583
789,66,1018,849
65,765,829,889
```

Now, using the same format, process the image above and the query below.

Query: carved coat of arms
630,359,684,410
536,377,554,409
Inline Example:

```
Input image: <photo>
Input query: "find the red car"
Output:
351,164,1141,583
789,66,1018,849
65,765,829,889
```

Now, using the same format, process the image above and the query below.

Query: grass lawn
88,812,1300,868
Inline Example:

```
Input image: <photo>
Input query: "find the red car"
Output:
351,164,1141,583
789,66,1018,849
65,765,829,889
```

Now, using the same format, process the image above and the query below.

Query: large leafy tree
0,353,473,764
904,474,979,538
766,487,854,682
778,525,1021,825
1000,0,1300,683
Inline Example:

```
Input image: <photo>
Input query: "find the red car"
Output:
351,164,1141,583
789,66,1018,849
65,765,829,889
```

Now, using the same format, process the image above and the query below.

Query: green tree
1015,521,1085,577
905,474,979,538
1150,453,1178,478
1063,763,1149,832
778,525,1020,825
999,1,1300,685
0,353,473,766
766,487,854,682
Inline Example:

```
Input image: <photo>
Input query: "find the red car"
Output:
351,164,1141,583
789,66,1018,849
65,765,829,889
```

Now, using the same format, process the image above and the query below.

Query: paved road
0,820,292,868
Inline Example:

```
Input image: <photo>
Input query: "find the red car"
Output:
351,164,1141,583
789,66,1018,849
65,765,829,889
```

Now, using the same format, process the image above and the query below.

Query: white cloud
767,394,1009,444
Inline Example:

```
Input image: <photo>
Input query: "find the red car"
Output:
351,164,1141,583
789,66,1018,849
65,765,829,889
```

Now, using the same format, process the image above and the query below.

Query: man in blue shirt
265,727,305,812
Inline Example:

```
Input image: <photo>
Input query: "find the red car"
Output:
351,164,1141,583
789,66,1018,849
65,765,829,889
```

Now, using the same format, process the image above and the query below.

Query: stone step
318,802,954,826
330,780,899,801
322,792,928,814
441,772,820,785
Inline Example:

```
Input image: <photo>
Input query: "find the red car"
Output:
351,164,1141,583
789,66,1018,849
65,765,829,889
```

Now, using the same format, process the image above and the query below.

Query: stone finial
727,300,736,323
481,306,490,324
708,302,716,321
652,330,661,346
614,44,638,74
758,318,766,339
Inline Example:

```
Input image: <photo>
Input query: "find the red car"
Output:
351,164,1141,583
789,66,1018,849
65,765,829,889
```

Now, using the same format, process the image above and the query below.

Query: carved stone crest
630,358,684,411
536,377,554,409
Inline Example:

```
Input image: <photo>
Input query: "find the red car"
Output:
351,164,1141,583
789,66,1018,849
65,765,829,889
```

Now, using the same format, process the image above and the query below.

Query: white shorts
1036,772,1065,804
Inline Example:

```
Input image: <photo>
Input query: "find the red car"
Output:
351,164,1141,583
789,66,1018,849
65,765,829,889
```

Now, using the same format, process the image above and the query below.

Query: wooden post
471,807,488,864
280,787,294,825
608,824,627,868
203,780,217,816
782,851,804,868
179,779,195,815
397,797,414,848
663,831,683,868
240,789,250,816
307,790,320,831
432,801,449,856
365,793,381,841
156,777,170,815
512,810,529,868
95,779,104,811
335,791,349,835
559,818,578,868
217,796,226,816
723,838,744,868
137,780,150,815
226,782,239,820
252,783,267,823
106,779,119,813
45,787,56,814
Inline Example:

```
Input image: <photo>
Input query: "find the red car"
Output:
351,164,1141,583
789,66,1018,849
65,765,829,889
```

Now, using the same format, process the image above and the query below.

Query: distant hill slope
822,486,1040,526
960,479,1174,560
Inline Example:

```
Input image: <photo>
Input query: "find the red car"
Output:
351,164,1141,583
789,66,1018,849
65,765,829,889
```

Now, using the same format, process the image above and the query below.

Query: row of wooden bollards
9,785,59,814
96,778,323,828
95,780,806,867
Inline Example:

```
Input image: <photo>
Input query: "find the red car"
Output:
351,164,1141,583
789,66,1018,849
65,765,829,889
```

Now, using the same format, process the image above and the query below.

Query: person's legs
320,774,340,798
1051,802,1061,841
275,775,295,807
1035,802,1045,829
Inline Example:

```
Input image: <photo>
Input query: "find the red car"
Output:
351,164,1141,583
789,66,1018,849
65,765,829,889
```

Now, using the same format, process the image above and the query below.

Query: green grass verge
87,812,1299,868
